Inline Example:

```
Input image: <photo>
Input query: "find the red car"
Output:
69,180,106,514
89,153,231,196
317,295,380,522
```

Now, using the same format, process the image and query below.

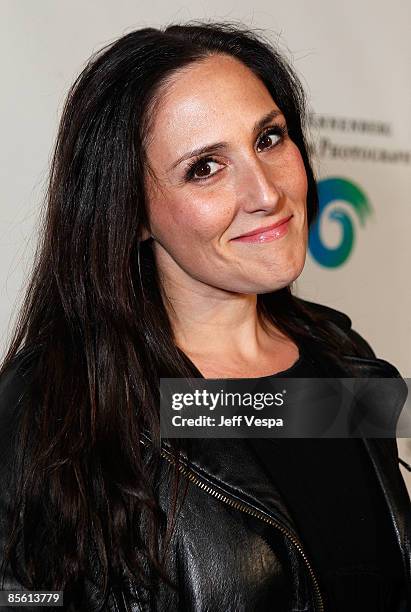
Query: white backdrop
1,0,410,486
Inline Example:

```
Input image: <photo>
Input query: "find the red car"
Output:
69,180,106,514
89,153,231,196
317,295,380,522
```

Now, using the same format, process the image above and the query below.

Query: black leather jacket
0,301,410,611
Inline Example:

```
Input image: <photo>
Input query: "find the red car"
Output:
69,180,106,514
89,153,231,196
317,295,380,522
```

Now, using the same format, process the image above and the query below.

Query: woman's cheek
186,200,232,241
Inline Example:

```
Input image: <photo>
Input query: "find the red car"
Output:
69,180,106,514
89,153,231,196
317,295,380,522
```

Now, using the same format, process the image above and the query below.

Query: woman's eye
186,158,222,181
256,126,286,152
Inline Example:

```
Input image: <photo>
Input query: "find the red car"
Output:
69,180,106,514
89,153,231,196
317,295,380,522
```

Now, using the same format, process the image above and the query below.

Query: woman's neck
163,283,298,378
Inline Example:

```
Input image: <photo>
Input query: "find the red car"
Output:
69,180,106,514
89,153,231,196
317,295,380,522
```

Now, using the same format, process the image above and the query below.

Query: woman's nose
237,158,282,214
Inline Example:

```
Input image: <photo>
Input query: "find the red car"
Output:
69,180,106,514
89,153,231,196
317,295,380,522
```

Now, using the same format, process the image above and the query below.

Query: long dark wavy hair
0,19,369,610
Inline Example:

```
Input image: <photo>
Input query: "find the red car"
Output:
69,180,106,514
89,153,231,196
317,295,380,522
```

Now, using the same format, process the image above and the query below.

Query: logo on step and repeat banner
308,177,372,268
307,114,411,268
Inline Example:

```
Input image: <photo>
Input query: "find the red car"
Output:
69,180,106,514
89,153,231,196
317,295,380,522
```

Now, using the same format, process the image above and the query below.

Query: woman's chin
246,265,306,294
228,278,299,295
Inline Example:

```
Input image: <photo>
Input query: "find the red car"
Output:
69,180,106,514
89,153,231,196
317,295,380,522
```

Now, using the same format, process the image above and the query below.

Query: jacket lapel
161,435,302,537
361,436,411,605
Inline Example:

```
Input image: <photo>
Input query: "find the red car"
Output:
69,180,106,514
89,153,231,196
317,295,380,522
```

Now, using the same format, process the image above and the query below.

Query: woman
0,20,410,612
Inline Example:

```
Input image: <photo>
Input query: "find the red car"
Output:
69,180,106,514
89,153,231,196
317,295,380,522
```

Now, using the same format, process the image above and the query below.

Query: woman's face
143,54,308,295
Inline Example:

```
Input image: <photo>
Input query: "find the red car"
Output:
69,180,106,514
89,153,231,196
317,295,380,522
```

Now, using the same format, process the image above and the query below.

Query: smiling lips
232,214,293,243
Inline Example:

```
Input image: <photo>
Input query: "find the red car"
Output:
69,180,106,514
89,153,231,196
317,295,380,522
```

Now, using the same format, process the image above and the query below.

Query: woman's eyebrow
168,109,284,171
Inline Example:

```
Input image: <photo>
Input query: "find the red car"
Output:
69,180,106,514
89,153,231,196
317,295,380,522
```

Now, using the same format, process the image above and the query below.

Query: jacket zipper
159,446,325,612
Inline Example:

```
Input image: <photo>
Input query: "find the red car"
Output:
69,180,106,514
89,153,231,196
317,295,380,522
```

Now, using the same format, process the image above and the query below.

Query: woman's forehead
148,56,280,152
160,56,274,111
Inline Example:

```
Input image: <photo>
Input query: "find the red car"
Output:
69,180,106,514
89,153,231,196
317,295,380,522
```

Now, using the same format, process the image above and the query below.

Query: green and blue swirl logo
308,177,372,268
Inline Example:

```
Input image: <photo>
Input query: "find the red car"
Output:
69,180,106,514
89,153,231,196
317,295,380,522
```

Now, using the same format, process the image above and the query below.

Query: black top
246,340,405,611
